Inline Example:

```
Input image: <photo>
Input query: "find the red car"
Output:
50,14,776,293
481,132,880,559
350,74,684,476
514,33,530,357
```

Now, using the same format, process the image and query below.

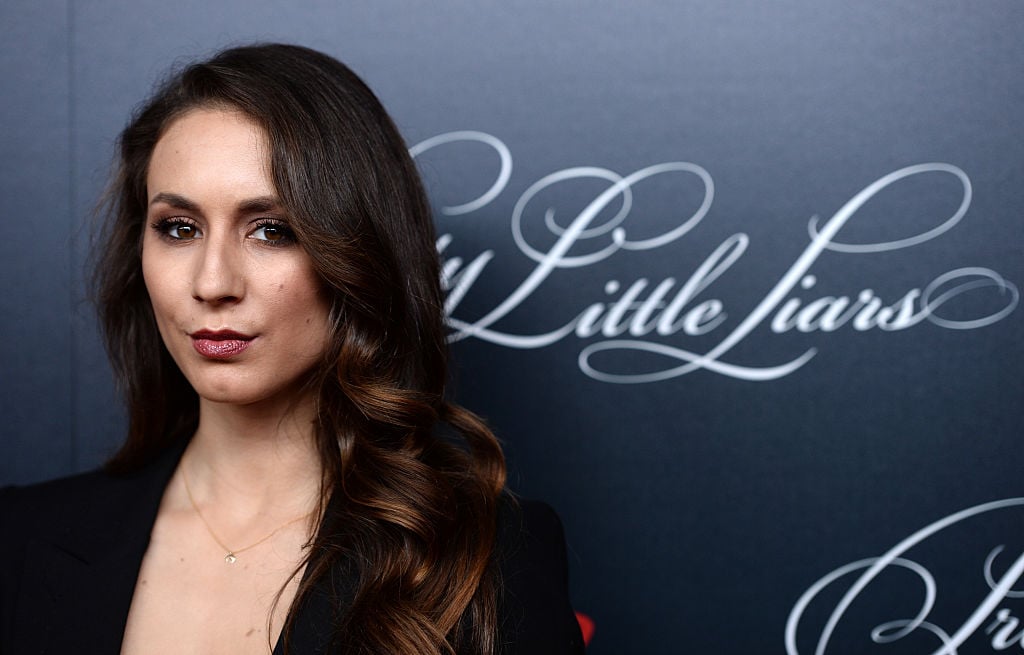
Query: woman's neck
182,395,322,519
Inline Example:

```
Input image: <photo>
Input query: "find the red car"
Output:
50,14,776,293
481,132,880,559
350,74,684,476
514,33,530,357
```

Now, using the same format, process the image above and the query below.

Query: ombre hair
94,43,506,654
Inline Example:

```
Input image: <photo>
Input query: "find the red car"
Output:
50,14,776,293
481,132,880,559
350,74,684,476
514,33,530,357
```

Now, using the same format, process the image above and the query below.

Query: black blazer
0,442,584,654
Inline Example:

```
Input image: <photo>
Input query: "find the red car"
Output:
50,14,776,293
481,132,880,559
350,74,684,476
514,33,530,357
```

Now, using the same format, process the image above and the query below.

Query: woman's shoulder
493,496,585,654
496,497,571,574
0,469,118,536
0,441,185,550
499,497,567,534
0,446,185,653
0,469,128,642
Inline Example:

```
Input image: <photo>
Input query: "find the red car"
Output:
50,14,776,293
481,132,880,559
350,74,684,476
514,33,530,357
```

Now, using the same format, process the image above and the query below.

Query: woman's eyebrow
149,192,199,212
148,193,282,214
236,196,282,213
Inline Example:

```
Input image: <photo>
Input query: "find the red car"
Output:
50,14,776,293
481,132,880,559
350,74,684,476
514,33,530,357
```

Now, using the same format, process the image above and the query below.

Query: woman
0,44,583,654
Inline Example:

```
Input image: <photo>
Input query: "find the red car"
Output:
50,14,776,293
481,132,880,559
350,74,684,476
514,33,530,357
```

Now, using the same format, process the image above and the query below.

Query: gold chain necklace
180,465,312,564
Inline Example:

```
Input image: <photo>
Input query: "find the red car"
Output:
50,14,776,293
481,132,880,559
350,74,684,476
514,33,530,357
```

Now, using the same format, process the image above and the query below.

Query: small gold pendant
225,553,237,564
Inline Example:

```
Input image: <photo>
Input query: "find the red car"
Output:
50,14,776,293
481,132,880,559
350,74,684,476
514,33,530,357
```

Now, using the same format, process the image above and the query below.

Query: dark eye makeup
148,216,298,246
250,218,297,245
151,217,200,241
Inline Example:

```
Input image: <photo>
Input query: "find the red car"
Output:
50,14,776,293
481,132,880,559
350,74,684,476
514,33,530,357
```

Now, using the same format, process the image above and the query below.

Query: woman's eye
251,221,296,245
169,224,198,239
153,219,200,240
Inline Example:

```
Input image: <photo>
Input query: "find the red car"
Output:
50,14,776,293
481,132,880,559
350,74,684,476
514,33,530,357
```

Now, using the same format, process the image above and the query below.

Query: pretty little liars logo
787,498,1024,654
412,132,1019,384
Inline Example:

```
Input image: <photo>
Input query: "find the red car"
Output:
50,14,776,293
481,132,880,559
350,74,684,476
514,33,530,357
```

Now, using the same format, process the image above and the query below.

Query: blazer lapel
14,440,356,654
28,441,186,653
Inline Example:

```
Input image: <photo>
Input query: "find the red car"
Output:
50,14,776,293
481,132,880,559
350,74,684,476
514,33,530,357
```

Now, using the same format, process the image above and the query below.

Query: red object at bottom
575,612,595,646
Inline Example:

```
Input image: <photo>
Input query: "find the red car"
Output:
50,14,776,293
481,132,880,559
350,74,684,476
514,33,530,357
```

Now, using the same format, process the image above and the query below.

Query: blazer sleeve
495,499,585,654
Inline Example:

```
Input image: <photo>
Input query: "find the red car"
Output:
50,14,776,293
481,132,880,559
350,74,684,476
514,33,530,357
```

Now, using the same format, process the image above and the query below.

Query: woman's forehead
148,109,274,205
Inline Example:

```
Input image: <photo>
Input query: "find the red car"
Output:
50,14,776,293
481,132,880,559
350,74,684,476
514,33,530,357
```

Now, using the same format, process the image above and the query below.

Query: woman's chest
120,512,307,655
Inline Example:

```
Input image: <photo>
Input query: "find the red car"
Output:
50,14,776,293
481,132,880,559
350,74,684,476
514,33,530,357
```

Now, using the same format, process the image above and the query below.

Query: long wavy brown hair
94,43,506,654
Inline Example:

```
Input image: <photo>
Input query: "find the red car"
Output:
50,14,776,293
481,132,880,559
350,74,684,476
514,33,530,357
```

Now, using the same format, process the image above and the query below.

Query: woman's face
142,108,332,408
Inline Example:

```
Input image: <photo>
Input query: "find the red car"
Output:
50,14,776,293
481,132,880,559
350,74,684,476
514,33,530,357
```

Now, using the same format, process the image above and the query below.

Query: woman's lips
190,330,254,360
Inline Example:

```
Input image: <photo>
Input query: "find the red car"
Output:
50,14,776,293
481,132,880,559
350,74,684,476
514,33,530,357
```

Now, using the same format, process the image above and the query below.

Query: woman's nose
191,236,244,304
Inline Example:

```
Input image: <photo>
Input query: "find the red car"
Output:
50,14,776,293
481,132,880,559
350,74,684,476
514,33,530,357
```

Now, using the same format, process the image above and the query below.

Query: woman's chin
191,382,275,407
191,379,311,411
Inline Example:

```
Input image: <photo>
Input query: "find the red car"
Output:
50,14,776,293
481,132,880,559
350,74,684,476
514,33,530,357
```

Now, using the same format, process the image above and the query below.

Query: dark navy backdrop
2,2,1022,653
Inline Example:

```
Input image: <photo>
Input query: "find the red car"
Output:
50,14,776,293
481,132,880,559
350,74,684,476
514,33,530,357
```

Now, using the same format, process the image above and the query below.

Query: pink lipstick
190,330,254,360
